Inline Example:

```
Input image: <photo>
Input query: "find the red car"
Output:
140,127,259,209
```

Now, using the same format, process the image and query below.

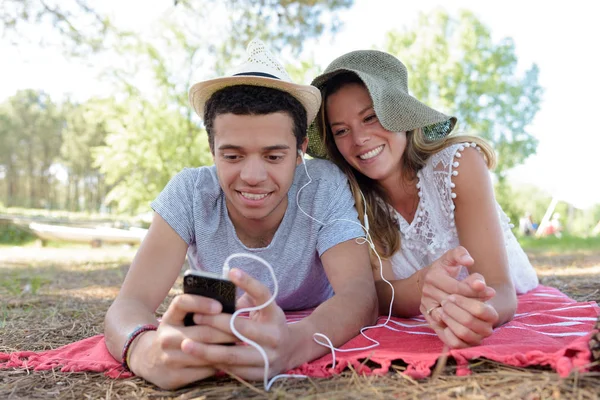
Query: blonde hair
317,75,496,264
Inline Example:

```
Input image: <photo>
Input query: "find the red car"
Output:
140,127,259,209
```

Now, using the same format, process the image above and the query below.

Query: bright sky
1,0,599,208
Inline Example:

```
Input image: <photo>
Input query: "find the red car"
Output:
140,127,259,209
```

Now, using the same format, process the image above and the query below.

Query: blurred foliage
384,9,542,180
95,96,213,213
0,223,35,245
175,0,352,73
519,234,600,253
0,90,63,208
0,206,150,225
1,0,112,56
499,182,600,237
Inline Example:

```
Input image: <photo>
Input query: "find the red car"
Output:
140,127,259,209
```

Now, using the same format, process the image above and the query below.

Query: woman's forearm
487,283,517,327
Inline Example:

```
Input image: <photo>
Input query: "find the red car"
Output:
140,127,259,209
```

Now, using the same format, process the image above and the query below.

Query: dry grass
1,246,599,400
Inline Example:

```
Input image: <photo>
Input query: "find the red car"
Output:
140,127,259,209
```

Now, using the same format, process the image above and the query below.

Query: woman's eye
365,114,377,122
333,128,348,137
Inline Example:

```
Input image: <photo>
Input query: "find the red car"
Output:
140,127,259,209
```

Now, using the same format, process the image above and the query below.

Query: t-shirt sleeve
150,168,198,245
315,165,364,256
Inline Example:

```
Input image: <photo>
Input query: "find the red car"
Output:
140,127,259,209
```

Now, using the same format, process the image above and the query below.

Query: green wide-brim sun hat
307,50,457,159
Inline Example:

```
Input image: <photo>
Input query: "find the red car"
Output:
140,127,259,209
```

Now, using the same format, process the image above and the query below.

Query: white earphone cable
220,153,396,391
296,155,396,369
222,253,308,391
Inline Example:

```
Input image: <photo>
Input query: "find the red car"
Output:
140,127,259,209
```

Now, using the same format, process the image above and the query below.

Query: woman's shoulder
427,141,482,170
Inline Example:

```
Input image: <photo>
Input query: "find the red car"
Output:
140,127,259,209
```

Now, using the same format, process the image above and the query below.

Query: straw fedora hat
189,39,321,124
307,49,456,158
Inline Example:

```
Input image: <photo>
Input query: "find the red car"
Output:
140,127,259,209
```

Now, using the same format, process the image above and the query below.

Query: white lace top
389,142,539,294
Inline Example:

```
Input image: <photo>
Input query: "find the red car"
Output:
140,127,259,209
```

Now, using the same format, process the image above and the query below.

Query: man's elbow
365,282,380,325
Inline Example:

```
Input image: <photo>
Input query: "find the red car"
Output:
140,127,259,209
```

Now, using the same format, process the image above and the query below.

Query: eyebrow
329,104,374,127
217,144,291,151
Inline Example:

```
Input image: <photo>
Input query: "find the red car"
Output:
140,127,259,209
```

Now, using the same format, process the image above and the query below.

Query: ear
296,137,308,165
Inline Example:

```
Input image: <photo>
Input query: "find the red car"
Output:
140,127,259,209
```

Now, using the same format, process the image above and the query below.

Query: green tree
0,90,63,208
384,9,542,179
60,99,110,211
95,96,212,214
0,108,19,206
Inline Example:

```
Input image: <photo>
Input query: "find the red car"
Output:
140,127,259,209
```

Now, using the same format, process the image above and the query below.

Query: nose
352,127,371,146
240,156,267,185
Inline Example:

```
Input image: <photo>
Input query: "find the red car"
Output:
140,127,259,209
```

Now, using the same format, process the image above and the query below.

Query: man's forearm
285,282,378,370
104,298,159,361
375,269,426,317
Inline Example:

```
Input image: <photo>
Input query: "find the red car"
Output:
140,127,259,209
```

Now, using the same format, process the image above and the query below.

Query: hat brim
307,68,456,159
189,76,321,125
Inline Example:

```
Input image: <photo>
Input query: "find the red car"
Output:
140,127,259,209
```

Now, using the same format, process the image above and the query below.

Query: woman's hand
419,246,497,348
437,292,499,348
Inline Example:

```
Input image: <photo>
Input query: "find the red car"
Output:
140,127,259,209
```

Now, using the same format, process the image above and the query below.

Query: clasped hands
419,246,499,348
128,269,293,390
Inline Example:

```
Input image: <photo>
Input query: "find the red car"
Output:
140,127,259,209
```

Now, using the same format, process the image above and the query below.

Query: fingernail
230,268,243,280
447,295,456,303
210,301,221,313
459,254,473,264
181,338,196,354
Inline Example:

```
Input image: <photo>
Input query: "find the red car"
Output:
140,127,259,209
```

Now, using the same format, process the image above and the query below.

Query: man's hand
181,268,294,380
128,294,237,389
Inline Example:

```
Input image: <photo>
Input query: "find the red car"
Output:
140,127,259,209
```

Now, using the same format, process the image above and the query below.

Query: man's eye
266,155,284,161
222,154,240,160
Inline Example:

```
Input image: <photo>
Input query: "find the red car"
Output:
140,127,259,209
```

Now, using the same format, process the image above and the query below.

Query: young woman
307,50,539,348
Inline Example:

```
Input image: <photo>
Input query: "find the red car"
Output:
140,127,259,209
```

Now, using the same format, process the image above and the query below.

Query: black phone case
183,272,236,326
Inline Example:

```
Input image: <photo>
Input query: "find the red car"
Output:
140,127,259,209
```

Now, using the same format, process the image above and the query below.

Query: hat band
233,72,280,79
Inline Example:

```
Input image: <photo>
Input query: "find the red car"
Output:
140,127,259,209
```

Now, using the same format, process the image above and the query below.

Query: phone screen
183,270,236,326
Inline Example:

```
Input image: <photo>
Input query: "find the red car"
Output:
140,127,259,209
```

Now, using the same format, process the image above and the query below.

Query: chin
363,169,390,181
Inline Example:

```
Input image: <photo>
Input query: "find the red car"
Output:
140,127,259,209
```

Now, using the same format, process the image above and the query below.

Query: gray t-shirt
151,158,364,310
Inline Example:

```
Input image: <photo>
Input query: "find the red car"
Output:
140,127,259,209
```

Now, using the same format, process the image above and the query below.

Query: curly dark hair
203,85,307,152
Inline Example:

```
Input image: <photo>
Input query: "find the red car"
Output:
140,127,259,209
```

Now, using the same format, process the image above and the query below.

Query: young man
104,40,379,389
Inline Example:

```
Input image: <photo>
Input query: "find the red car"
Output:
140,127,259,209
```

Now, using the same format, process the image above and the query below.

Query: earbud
359,189,369,233
298,149,304,157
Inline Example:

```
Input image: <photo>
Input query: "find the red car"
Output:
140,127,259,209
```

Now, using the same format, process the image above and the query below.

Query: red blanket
2,286,598,380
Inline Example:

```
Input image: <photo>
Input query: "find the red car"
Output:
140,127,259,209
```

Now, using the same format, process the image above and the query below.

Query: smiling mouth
358,145,384,160
240,192,269,200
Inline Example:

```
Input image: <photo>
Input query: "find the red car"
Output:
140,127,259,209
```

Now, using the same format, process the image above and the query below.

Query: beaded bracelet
121,324,158,372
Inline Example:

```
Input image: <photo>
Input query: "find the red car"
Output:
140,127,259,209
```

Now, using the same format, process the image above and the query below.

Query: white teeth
359,145,384,160
241,192,268,200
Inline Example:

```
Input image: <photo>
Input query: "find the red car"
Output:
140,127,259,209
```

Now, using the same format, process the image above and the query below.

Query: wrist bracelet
121,324,158,372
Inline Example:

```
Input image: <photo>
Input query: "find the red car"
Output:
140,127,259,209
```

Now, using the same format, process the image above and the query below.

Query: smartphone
182,269,236,326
